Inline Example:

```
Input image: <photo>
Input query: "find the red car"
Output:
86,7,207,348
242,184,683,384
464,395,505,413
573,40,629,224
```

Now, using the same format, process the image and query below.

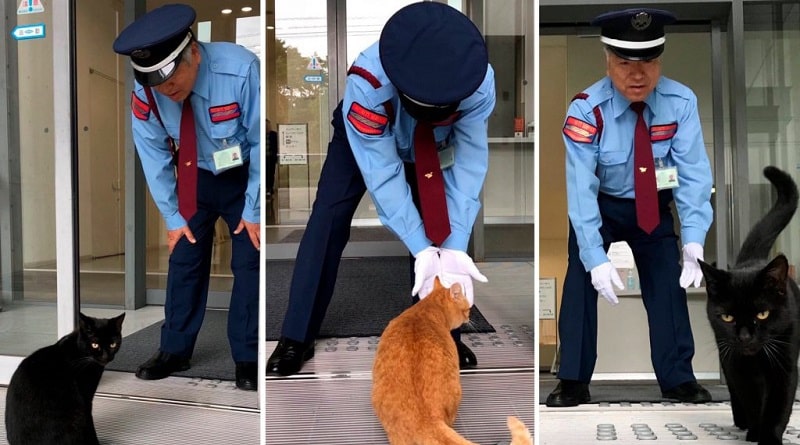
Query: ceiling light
242,6,253,12
221,8,232,14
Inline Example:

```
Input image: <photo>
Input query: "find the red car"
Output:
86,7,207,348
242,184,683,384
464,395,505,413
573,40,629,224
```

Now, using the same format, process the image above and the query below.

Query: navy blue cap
112,4,196,86
591,8,677,61
379,2,488,107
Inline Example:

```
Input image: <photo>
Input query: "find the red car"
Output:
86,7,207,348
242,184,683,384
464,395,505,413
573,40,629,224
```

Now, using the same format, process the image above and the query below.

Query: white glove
679,242,704,288
438,248,488,306
412,246,441,299
590,262,624,305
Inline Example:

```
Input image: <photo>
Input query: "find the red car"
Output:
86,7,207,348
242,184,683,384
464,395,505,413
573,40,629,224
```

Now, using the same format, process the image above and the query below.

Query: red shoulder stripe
571,92,589,102
347,102,388,135
131,92,150,121
650,122,678,142
563,116,597,143
348,66,382,89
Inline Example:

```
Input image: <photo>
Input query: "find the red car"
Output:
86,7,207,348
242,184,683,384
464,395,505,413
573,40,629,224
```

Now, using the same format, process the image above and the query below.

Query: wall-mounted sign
304,75,324,83
11,23,45,40
278,124,308,165
17,0,44,15
539,277,557,319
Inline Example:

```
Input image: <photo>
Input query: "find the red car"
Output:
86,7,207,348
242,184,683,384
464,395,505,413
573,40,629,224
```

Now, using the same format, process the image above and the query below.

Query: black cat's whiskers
761,339,791,375
715,340,734,364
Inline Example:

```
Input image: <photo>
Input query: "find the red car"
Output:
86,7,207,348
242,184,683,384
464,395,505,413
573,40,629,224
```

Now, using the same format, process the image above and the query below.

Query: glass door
538,2,728,379
0,0,70,382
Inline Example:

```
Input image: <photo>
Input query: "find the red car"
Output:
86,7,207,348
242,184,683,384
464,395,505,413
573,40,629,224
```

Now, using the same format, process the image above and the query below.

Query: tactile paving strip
266,323,535,377
541,402,800,444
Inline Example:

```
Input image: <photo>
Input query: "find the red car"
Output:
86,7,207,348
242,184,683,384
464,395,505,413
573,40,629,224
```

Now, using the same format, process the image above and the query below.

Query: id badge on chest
437,144,455,170
655,158,679,190
213,144,244,172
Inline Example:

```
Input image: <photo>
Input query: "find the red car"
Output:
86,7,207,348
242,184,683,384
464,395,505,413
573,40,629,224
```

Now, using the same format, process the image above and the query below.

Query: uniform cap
379,2,488,107
591,8,677,61
112,4,196,86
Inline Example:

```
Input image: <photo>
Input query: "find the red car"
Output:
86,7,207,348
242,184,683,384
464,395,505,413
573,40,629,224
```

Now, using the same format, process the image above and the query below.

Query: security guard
546,8,713,407
267,2,496,376
113,4,260,391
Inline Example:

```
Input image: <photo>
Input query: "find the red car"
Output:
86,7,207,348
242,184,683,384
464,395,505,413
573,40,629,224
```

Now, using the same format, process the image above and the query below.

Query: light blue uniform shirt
131,42,261,230
564,76,713,271
343,42,496,256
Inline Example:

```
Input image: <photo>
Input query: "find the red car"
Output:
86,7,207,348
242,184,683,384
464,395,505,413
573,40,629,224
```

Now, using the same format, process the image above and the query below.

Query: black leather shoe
266,337,315,376
661,381,712,403
545,380,590,407
135,351,190,380
456,340,478,369
235,361,257,391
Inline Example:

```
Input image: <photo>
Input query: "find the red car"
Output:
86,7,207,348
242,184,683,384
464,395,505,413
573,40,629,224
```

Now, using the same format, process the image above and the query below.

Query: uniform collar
609,76,661,119
191,42,210,100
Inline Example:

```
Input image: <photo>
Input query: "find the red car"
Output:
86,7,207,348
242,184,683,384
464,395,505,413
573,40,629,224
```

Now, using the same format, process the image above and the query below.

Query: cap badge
631,12,652,31
131,49,150,59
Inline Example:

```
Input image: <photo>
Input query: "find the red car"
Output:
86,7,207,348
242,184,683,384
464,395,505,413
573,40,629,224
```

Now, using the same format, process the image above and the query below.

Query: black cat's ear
78,312,92,329
763,254,789,296
113,313,126,331
698,260,726,298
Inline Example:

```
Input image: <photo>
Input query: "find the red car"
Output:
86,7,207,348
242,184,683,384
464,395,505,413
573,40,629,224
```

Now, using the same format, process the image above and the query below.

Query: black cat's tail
735,166,799,266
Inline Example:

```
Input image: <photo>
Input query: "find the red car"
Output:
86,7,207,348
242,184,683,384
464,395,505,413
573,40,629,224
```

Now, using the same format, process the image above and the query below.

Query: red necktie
178,96,198,221
631,102,659,234
414,122,450,245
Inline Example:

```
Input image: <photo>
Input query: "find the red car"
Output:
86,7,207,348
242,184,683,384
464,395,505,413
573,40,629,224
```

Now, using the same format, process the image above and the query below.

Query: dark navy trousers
161,163,259,363
281,101,462,344
557,191,697,391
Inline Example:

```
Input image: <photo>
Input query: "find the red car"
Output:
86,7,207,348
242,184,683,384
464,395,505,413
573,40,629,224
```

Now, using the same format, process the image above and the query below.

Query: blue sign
304,74,324,83
11,23,45,40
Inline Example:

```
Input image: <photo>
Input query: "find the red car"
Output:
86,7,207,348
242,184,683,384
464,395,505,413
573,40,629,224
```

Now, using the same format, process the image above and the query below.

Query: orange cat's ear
434,276,444,290
450,282,463,300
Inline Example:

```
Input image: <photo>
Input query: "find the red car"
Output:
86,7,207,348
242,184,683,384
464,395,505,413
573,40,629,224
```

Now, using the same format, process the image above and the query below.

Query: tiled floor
264,261,536,444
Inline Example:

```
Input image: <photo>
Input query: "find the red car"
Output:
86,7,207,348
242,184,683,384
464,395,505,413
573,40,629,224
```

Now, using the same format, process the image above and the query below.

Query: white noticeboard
278,124,308,165
608,241,635,269
539,277,557,319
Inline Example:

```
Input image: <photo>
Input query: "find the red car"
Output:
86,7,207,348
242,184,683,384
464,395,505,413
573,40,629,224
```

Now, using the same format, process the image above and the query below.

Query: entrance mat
266,256,495,340
106,310,236,381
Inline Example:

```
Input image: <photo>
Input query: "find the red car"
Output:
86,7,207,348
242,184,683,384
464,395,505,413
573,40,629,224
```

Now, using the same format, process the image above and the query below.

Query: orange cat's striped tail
508,416,533,445
427,417,532,445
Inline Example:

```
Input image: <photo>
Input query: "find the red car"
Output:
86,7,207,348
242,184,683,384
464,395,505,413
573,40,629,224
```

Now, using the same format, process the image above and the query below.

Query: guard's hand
412,246,440,299
234,218,260,250
167,225,196,255
439,248,488,307
679,242,704,288
590,262,624,305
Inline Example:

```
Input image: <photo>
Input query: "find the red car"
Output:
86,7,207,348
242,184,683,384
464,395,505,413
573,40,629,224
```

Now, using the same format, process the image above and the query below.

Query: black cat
699,166,800,445
5,312,125,445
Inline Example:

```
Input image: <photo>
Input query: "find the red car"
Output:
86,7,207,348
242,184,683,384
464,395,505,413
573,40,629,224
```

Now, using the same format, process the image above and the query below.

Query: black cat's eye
756,310,770,320
91,342,100,349
110,342,117,348
720,314,734,323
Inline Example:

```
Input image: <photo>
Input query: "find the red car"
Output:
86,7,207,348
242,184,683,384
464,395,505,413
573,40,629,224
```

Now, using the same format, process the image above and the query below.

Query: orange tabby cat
372,277,532,445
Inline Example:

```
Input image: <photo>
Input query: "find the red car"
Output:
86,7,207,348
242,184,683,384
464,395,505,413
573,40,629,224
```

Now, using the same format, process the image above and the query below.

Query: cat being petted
372,278,531,445
6,312,125,445
699,166,799,445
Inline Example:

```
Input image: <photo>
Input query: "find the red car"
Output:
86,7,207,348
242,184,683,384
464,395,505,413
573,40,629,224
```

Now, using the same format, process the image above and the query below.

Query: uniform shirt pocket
597,150,629,195
209,120,245,149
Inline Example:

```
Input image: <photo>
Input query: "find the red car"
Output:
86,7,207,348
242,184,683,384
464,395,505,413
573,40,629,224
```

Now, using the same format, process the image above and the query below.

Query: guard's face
154,42,201,103
606,52,661,103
